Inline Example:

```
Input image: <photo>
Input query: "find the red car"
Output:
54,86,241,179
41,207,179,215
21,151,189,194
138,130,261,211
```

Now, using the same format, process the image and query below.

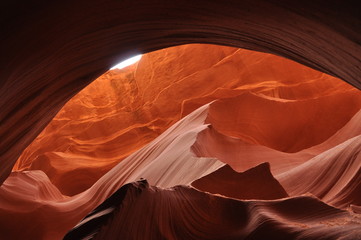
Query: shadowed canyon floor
1,44,361,239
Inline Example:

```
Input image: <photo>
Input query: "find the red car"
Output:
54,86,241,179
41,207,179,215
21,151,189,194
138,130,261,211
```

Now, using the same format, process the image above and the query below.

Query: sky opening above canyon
109,54,142,70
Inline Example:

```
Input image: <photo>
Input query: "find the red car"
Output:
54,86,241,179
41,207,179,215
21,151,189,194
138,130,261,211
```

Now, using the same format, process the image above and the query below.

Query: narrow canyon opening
4,44,361,239
12,44,361,195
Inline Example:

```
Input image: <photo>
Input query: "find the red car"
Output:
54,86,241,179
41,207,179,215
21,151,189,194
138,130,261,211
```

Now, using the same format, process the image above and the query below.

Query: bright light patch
110,54,142,70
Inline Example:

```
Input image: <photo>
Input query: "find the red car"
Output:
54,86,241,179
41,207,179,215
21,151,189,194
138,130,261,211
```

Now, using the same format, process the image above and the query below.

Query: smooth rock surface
1,0,361,185
13,44,361,196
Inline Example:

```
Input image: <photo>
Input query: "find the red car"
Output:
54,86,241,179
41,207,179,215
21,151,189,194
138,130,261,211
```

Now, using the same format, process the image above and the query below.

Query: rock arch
0,0,360,185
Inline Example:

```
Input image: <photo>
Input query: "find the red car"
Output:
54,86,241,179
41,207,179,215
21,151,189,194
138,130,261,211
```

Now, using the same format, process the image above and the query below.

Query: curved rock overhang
0,0,360,185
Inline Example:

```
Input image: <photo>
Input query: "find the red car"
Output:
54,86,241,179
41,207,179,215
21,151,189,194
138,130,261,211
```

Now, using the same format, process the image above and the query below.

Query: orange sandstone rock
14,44,361,196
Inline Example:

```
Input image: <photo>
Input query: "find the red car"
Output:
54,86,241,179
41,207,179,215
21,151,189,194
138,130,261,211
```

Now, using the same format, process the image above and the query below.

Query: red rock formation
1,1,361,186
1,89,361,239
65,181,360,240
277,133,361,208
191,163,288,200
1,1,361,238
13,44,361,196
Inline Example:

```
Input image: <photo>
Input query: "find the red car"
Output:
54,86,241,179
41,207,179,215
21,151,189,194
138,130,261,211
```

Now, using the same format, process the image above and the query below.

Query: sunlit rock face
14,44,361,196
1,44,361,239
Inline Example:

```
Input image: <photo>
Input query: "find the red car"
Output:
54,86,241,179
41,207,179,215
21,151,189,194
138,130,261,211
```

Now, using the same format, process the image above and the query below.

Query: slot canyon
1,1,361,240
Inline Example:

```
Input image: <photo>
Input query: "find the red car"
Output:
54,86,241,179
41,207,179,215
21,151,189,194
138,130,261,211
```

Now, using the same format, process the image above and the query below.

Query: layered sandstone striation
1,1,360,189
1,43,361,239
65,181,360,240
14,44,361,196
1,99,361,239
1,1,361,239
